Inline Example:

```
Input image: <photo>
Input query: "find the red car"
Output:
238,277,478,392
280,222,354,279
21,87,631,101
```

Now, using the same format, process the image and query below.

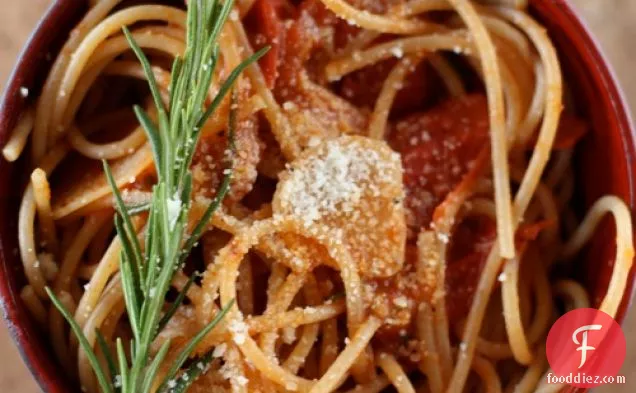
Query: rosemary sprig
47,1,268,392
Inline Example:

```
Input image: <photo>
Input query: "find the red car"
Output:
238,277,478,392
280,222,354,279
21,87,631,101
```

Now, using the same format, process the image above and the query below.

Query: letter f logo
572,325,603,369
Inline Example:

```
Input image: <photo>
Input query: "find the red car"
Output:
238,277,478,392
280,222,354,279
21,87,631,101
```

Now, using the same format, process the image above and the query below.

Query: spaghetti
5,0,634,392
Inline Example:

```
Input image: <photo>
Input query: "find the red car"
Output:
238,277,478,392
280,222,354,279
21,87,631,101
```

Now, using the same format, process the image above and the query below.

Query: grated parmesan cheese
219,348,249,393
282,327,297,344
273,137,407,279
393,296,408,308
229,319,248,345
276,140,366,226
213,343,227,358
390,46,404,59
273,136,407,274
235,376,248,386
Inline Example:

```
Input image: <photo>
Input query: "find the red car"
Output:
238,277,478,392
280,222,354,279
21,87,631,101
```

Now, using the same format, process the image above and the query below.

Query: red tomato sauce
243,0,587,350
390,94,491,233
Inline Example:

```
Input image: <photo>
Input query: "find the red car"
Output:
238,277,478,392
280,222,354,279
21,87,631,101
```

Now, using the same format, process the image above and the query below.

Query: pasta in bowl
0,0,634,392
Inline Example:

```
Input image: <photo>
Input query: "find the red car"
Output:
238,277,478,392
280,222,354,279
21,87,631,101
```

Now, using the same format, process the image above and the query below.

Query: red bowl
0,0,634,392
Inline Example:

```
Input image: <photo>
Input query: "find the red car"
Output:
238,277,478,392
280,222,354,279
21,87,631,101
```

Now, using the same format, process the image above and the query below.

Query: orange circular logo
545,308,626,388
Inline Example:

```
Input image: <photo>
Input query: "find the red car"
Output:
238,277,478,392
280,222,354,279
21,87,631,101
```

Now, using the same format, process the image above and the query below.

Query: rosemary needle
47,1,268,392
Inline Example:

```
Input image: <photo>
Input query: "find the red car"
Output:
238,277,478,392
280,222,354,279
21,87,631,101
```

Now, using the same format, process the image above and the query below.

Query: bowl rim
0,0,635,392
538,0,636,327
0,2,88,392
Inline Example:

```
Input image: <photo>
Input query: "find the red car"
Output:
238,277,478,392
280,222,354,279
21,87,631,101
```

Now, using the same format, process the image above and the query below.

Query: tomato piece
445,252,490,324
297,0,364,49
272,6,320,91
370,245,429,349
275,0,357,85
297,0,340,25
192,116,262,204
444,216,554,325
339,59,439,115
516,219,554,243
527,113,587,150
391,95,490,231
245,0,285,88
272,8,369,139
553,113,588,150
445,216,497,325
448,216,497,262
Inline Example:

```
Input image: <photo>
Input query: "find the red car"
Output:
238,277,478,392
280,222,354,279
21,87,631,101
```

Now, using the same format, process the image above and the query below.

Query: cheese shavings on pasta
274,136,406,278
